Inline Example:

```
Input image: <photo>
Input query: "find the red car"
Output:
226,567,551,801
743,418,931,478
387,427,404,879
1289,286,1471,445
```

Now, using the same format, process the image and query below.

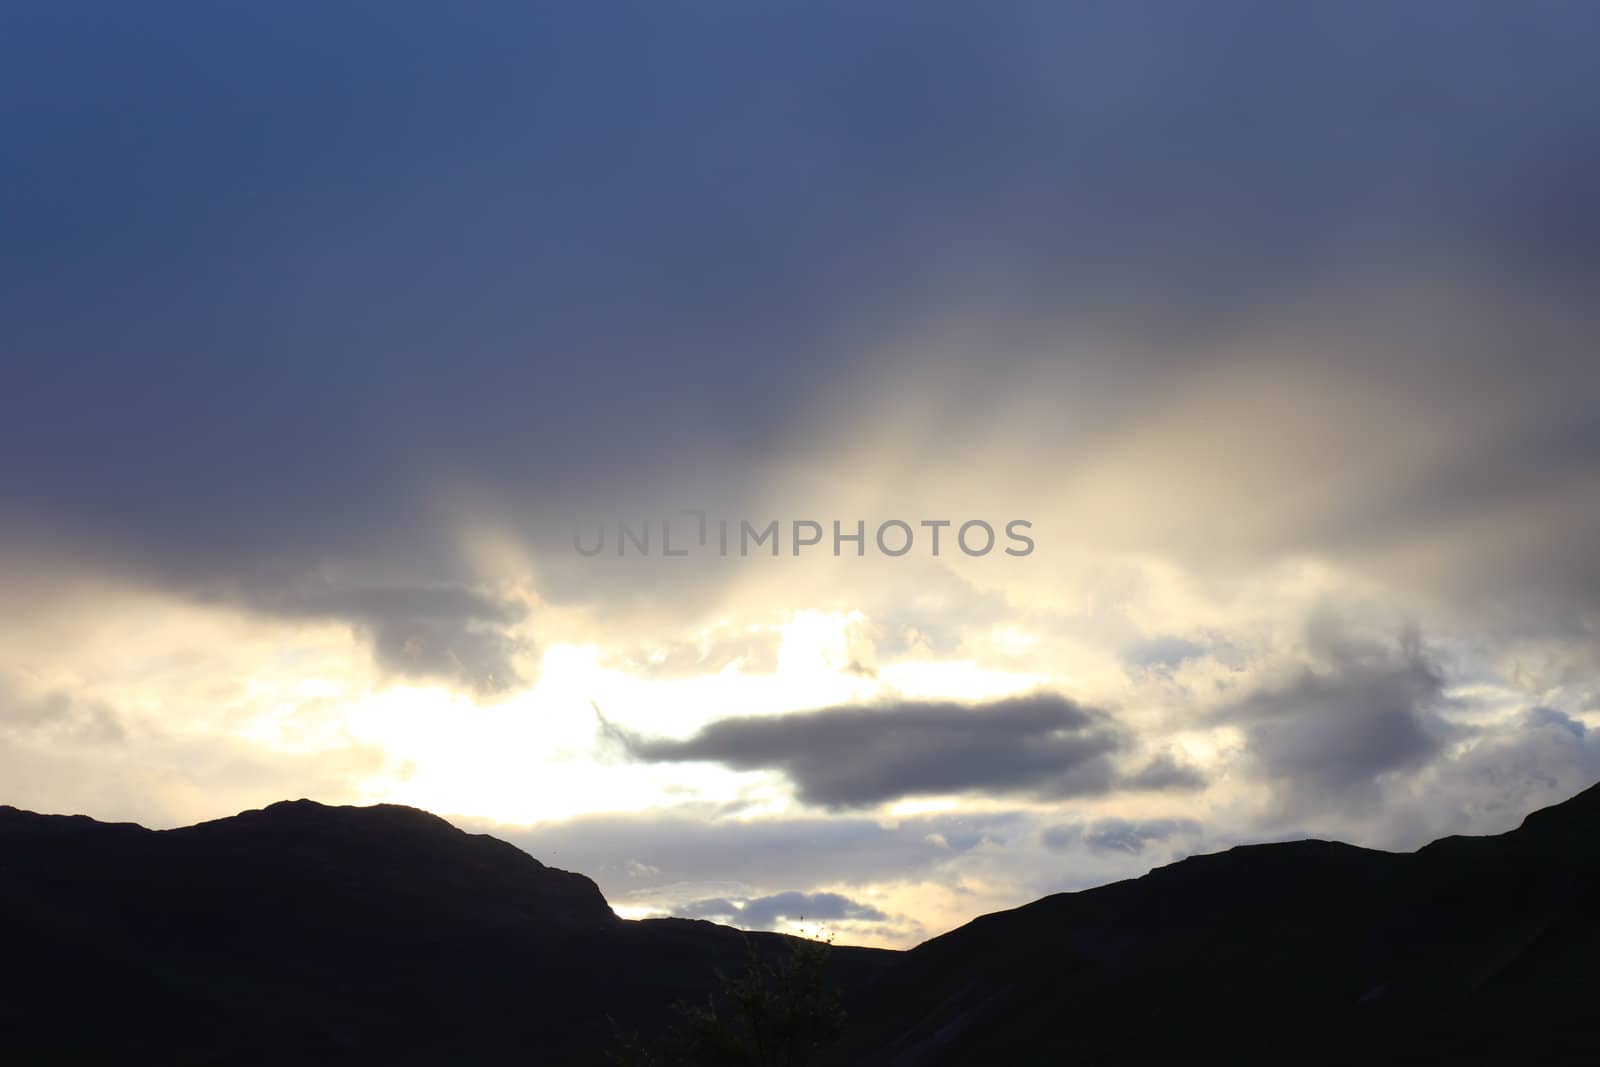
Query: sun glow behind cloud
326,609,1053,825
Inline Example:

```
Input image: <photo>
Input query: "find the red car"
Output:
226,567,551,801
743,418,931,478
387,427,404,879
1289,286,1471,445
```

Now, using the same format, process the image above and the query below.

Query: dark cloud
601,694,1133,809
1124,751,1208,792
1524,705,1590,741
1042,817,1202,855
677,890,887,930
211,580,530,694
1224,617,1456,814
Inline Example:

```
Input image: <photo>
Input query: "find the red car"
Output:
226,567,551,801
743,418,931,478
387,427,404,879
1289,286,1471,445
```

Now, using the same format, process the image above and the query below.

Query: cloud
1042,817,1202,855
1402,704,1600,842
0,679,125,745
677,890,887,930
486,808,1022,901
600,628,782,680
485,804,1196,947
215,580,530,695
1223,616,1455,816
1123,636,1207,672
1524,705,1590,741
1124,751,1208,792
601,693,1135,809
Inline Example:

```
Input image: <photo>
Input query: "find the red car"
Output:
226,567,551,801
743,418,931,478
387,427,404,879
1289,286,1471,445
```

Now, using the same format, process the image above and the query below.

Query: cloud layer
4,1,1598,650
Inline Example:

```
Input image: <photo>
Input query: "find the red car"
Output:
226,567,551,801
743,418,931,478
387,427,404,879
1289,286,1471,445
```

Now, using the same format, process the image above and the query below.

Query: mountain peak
171,797,614,925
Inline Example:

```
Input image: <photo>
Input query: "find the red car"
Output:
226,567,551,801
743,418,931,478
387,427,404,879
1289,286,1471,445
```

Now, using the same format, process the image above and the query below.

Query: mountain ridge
5,782,1600,1063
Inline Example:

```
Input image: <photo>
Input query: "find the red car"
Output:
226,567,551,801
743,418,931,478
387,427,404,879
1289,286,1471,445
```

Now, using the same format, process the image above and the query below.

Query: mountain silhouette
0,799,893,1064
837,782,1600,1064
5,785,1599,1064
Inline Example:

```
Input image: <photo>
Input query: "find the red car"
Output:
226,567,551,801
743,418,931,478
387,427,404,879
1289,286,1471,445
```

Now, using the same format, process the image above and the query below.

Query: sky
3,2,1599,948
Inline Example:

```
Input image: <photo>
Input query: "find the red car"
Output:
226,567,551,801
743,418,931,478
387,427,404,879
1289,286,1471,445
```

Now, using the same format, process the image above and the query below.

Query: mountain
5,785,1599,1064
836,782,1600,1064
0,799,895,1065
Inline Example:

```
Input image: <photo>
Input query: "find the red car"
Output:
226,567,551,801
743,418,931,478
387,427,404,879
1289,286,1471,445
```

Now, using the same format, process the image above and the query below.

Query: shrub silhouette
609,927,846,1066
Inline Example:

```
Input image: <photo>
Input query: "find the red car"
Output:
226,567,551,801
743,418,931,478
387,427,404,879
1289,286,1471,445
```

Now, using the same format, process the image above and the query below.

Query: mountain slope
0,799,895,1065
836,783,1600,1065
